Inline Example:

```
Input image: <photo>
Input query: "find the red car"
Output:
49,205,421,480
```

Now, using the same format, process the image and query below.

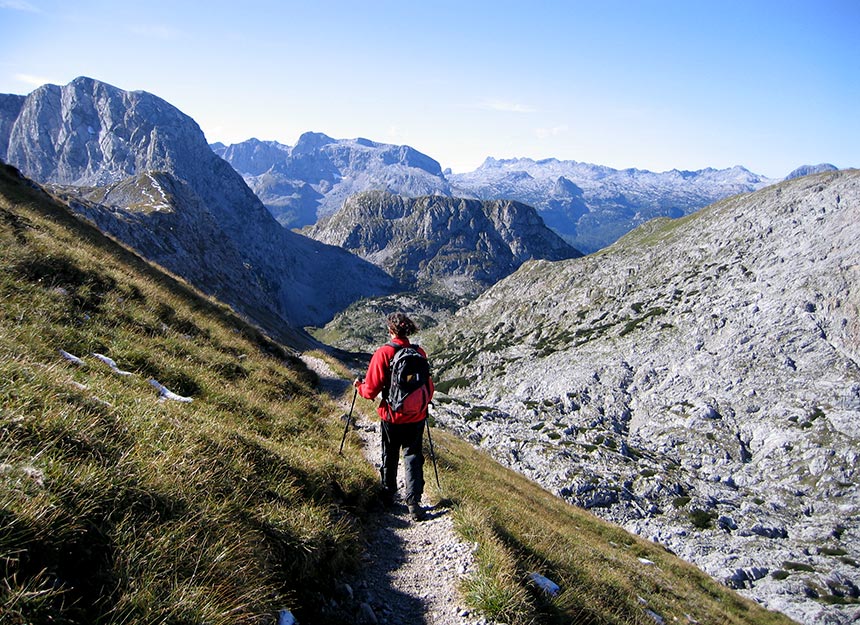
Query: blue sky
1,0,857,177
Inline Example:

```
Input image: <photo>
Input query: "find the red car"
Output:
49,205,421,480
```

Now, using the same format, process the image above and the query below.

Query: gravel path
301,354,486,625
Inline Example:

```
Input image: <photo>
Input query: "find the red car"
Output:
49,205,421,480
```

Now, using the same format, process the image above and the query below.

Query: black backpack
385,342,431,416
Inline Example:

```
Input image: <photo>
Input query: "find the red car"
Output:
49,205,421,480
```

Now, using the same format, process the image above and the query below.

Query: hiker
354,312,434,521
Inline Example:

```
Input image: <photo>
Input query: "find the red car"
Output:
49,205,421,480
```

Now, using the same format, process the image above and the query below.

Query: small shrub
819,547,848,557
783,561,815,573
435,377,474,394
819,594,856,605
689,508,716,529
466,406,493,422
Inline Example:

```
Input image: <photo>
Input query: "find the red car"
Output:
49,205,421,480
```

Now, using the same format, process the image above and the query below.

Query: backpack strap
386,341,418,351
381,342,399,420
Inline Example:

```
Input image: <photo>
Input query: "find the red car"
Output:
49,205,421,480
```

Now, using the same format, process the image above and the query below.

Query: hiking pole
425,420,441,491
339,386,358,455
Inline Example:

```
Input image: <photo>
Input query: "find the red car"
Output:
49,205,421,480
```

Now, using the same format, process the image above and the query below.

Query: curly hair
386,312,418,338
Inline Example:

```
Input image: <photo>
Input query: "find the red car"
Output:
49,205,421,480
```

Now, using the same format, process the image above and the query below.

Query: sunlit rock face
304,190,581,298
430,170,860,625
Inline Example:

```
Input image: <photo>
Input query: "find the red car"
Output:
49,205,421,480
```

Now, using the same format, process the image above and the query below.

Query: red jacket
357,336,434,423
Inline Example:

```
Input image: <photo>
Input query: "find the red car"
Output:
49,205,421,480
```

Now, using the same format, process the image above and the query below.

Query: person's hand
353,378,363,388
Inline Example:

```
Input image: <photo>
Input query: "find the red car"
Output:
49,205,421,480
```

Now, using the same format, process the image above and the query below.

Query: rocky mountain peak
212,138,289,176
0,77,398,333
786,163,838,180
218,133,453,229
305,190,581,297
292,131,337,155
551,175,582,197
385,144,443,174
4,76,209,189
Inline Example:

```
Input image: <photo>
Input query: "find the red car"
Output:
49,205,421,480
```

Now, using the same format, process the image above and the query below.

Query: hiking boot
409,503,426,522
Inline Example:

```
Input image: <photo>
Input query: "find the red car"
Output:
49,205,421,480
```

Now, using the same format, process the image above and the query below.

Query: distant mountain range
0,77,589,335
0,76,840,329
449,157,779,253
214,136,829,254
211,134,452,229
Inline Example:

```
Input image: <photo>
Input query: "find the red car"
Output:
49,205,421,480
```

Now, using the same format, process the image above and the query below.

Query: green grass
0,164,378,624
453,503,534,624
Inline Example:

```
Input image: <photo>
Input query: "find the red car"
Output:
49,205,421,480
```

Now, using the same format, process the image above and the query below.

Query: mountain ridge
449,156,778,253
304,190,581,298
212,131,452,229
215,133,788,254
427,169,860,624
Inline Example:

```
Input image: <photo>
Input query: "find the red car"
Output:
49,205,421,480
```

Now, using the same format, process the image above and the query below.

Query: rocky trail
301,354,488,625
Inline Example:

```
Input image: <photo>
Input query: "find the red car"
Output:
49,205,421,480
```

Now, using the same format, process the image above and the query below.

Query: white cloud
0,1,41,12
536,124,569,139
15,73,58,87
478,98,537,114
386,125,410,142
130,24,182,40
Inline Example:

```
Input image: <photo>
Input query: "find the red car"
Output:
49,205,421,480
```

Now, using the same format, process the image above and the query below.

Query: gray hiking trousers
380,419,425,505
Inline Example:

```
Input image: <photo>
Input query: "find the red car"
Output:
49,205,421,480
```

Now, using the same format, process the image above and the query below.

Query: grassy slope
0,164,378,624
0,163,795,625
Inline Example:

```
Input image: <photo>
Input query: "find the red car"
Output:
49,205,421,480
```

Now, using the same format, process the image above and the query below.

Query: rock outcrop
304,190,581,298
429,170,860,624
785,163,838,180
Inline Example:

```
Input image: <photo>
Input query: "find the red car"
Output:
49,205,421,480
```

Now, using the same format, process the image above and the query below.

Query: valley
1,76,856,625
